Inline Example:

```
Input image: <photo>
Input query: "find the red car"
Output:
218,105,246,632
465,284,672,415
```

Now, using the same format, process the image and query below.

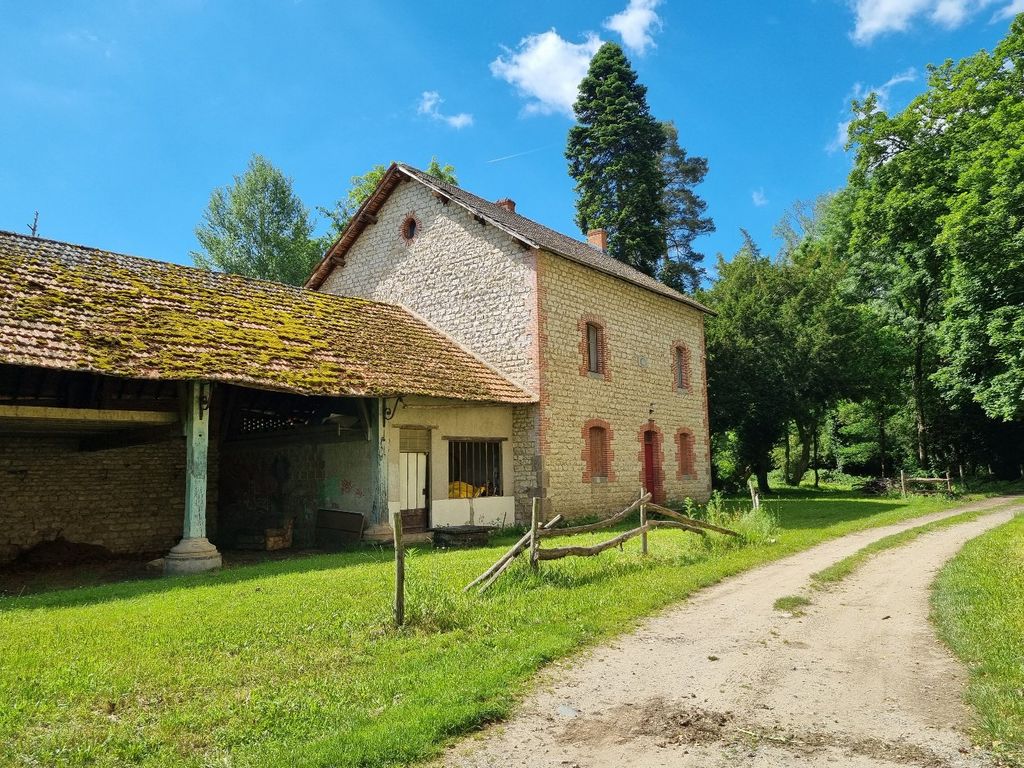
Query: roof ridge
390,165,713,315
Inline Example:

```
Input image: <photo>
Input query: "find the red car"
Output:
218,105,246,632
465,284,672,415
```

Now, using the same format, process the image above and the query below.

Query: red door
643,430,658,499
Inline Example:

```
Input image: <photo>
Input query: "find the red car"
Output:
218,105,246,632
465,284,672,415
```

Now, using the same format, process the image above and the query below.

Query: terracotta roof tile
0,231,535,403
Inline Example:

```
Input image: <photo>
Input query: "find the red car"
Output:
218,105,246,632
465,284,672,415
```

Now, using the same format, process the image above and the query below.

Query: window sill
587,372,607,381
589,476,608,484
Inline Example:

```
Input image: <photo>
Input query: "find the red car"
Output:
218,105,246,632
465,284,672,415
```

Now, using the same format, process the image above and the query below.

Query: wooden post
164,381,221,574
900,469,907,497
529,497,540,573
640,487,648,555
946,471,952,493
393,511,405,627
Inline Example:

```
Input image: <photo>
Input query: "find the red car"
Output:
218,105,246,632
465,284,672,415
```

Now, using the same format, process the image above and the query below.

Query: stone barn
0,231,533,574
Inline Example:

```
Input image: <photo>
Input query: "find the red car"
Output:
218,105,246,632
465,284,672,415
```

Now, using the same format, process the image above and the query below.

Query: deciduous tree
192,154,321,287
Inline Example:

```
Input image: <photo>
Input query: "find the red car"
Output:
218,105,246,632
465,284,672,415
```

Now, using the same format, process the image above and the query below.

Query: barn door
399,428,430,533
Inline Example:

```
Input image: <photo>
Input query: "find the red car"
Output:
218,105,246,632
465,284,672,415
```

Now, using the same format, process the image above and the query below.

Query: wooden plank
393,511,405,627
0,404,178,424
647,519,707,536
644,502,741,537
466,513,563,593
537,525,648,560
538,493,651,538
640,488,648,555
529,498,540,572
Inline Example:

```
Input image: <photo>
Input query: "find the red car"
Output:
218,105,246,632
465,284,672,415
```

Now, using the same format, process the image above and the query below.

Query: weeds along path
440,496,1020,768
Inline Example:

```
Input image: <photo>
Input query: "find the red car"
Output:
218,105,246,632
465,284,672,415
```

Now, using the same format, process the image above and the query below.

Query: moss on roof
0,231,535,403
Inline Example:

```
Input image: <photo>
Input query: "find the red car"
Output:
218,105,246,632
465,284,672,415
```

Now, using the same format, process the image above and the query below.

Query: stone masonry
0,436,218,564
537,251,711,519
317,176,712,523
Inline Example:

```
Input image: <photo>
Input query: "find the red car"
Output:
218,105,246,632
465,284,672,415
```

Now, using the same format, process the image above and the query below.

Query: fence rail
465,489,740,592
900,470,953,496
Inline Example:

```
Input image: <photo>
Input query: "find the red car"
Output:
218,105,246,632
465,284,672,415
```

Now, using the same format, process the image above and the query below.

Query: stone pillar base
164,537,222,575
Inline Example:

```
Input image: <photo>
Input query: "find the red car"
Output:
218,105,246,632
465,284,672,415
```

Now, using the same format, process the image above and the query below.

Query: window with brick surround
587,323,601,373
578,316,610,379
676,429,695,478
581,418,615,483
672,343,690,391
589,425,608,479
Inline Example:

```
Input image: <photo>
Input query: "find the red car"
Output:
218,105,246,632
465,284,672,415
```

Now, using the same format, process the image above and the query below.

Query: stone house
305,163,714,526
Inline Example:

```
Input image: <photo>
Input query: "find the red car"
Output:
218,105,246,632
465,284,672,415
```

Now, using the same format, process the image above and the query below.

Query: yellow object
448,481,484,499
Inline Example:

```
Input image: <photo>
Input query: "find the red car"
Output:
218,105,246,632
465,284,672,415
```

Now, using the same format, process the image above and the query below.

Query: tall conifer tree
566,42,667,277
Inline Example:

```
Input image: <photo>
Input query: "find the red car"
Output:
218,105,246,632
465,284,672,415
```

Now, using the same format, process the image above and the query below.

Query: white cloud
850,0,1020,42
827,68,917,152
993,0,1024,18
490,30,602,117
752,188,769,207
604,0,663,55
417,90,473,129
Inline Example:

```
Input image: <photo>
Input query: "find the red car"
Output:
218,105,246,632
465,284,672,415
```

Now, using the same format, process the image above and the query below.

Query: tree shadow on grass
0,544,400,613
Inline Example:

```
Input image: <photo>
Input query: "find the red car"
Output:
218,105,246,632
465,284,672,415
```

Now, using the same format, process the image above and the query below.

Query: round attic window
400,215,418,242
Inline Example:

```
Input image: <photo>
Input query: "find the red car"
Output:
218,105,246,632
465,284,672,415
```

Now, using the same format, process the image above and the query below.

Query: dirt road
441,497,1021,768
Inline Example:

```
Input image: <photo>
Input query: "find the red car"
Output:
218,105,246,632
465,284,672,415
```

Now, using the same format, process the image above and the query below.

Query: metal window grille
448,440,502,498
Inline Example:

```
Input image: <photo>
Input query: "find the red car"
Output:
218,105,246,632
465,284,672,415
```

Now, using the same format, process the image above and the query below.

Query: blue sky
1,1,1020,276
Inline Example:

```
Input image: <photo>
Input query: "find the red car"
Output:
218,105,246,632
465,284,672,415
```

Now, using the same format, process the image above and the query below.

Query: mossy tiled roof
0,231,535,403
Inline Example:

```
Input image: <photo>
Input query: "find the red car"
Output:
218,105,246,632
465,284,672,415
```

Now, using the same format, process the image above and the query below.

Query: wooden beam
357,211,378,225
0,404,178,425
183,381,210,540
79,424,181,453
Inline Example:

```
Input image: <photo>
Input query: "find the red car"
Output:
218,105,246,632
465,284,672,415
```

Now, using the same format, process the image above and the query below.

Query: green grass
0,491,979,767
773,594,811,614
933,513,1024,766
809,503,1018,586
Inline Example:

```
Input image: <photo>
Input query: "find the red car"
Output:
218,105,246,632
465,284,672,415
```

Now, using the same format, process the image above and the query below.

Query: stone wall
0,435,218,564
536,250,712,519
319,181,540,393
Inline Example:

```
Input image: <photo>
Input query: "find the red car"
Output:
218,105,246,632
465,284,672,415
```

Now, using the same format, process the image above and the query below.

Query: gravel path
440,497,1020,768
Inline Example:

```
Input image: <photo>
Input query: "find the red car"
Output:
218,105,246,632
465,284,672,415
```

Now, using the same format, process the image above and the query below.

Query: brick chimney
587,228,608,251
495,198,516,213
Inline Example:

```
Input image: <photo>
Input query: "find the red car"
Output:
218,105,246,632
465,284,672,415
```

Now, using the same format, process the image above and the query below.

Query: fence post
946,471,952,493
900,470,907,497
393,511,405,627
640,487,648,555
529,497,540,572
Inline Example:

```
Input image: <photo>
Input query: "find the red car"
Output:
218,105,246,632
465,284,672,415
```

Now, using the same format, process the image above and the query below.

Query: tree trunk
877,407,888,478
756,463,771,495
786,419,812,486
812,427,820,488
783,421,792,485
913,319,929,468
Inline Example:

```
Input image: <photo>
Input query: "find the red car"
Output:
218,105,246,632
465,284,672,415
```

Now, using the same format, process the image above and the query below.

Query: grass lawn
933,512,1024,767
0,490,980,767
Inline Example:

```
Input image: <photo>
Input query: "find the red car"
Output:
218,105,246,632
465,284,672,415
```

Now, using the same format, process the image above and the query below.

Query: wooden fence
899,470,953,496
465,489,739,593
